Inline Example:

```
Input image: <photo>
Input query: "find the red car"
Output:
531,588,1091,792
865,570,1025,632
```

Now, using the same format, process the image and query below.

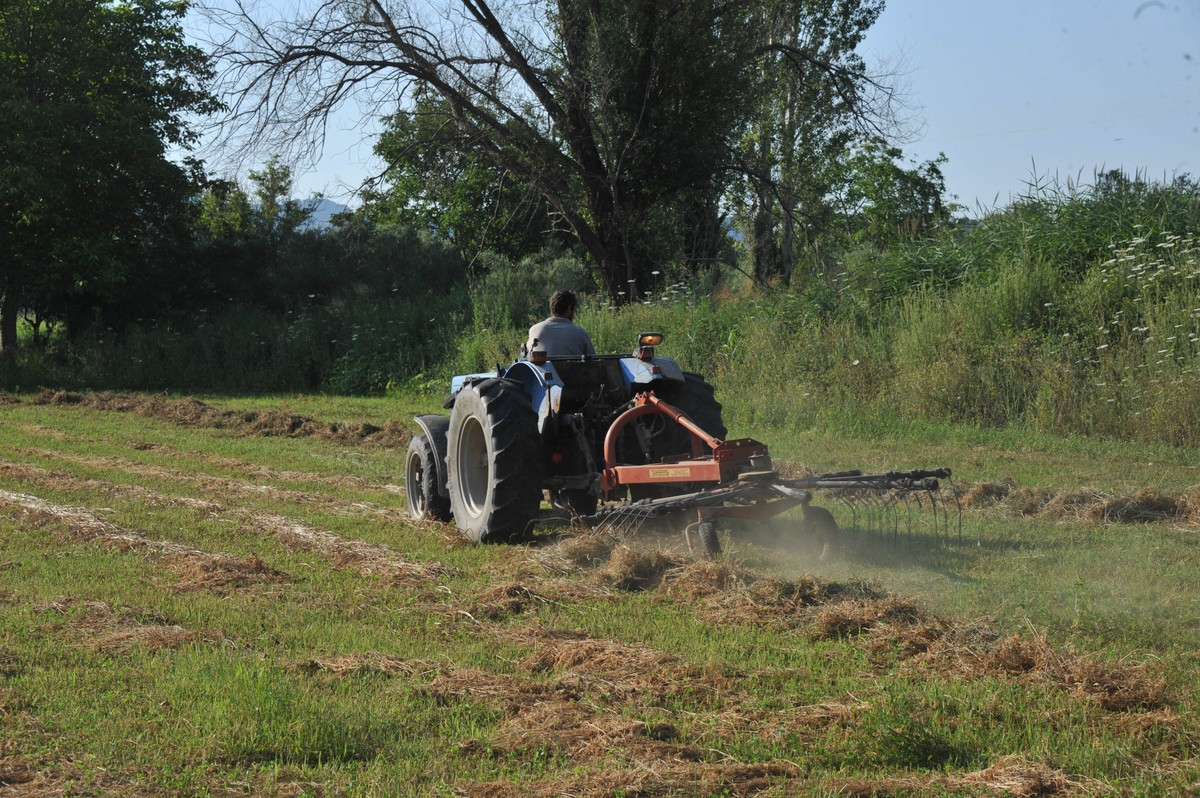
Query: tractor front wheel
447,379,544,542
406,432,450,522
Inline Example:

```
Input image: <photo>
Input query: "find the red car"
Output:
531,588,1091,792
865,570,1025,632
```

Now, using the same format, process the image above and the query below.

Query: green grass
2,392,1200,795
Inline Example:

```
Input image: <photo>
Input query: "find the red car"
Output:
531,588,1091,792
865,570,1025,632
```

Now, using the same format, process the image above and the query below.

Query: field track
1,392,1197,796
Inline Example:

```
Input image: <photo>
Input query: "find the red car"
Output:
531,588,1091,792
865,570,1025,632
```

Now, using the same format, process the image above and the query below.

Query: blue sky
863,0,1198,211
248,1,1199,213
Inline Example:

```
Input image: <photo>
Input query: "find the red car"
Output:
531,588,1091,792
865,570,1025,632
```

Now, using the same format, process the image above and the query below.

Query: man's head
550,289,579,320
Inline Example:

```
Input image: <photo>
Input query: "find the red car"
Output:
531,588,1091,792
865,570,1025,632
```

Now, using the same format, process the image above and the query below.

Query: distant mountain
299,197,351,230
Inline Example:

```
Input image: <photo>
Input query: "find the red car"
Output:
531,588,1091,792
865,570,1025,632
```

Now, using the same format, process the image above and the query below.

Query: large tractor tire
446,379,544,542
406,432,451,522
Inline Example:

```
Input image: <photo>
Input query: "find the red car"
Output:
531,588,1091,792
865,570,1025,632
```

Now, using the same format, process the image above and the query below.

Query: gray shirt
526,316,596,358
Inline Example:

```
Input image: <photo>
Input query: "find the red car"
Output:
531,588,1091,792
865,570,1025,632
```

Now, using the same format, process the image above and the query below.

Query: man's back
527,316,596,359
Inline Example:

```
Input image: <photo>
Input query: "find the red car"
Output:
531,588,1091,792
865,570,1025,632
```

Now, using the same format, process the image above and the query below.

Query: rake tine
931,488,943,547
947,476,964,544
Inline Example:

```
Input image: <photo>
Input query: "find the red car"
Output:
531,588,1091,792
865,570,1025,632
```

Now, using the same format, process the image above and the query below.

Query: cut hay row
959,479,1200,525
244,510,456,583
303,622,1099,798
0,488,289,595
35,595,227,653
9,420,399,492
8,446,408,521
26,389,412,448
527,538,1173,714
0,461,454,587
129,440,394,491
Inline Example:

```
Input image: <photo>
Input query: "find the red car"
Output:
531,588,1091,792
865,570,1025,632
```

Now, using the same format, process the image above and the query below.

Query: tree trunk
0,275,20,354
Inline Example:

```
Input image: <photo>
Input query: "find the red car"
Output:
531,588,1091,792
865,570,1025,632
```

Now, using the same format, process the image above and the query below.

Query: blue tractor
405,332,726,542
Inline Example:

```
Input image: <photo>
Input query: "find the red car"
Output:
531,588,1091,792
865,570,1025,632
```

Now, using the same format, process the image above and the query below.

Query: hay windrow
958,478,1199,525
303,653,438,678
466,583,552,620
457,759,802,798
808,595,925,640
37,596,225,653
249,511,455,584
596,544,680,590
132,442,378,491
956,632,1170,711
31,390,412,447
533,534,1173,714
0,488,289,594
0,471,451,589
10,446,404,516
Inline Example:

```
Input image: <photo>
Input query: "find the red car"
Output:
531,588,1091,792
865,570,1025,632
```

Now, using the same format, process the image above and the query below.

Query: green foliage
0,0,220,348
732,0,894,283
367,94,567,262
837,139,951,249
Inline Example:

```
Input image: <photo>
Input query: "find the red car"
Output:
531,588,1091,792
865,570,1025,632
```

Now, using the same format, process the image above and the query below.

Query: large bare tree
205,0,898,300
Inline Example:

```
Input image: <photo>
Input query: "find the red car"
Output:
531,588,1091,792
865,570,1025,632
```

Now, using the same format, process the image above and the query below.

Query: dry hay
828,754,1085,797
37,596,224,653
303,652,437,679
960,480,1014,508
808,595,926,640
664,558,756,599
132,442,378,491
0,488,288,595
597,544,680,590
31,390,412,448
966,633,1169,711
534,532,618,574
465,583,552,620
9,445,409,523
960,478,1196,526
1089,487,1180,524
950,753,1084,795
248,511,455,585
0,457,214,512
1,472,449,591
517,625,687,679
428,665,582,713
88,623,224,653
168,552,289,594
1008,487,1058,517
0,756,170,798
457,759,800,798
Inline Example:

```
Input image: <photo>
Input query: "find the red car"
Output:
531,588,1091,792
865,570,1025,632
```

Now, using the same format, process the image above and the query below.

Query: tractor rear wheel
446,379,544,542
406,432,450,521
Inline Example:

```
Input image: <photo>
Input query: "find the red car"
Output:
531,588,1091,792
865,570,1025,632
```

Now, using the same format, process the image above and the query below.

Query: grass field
2,391,1199,796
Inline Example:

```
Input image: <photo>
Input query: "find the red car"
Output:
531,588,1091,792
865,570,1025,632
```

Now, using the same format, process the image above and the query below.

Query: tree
207,0,898,301
833,138,949,248
0,0,220,351
365,93,568,264
731,0,910,284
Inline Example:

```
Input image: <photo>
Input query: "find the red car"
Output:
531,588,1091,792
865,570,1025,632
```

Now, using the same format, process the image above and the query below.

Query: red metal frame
600,392,771,495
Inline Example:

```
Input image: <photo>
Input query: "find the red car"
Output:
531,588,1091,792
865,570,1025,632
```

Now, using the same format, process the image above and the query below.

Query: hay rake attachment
582,391,960,555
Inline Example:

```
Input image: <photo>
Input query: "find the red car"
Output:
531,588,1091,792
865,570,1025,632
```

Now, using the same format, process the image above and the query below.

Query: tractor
406,332,954,554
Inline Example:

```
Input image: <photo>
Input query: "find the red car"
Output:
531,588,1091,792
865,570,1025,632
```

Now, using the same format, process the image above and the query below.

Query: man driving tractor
526,289,595,358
